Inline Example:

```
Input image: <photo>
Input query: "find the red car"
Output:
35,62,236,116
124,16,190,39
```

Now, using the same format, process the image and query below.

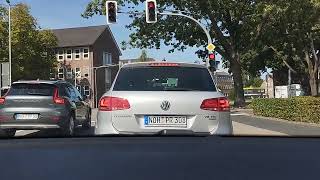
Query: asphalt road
11,110,320,137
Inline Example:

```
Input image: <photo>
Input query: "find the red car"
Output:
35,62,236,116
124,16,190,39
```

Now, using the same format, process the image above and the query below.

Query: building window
103,52,112,65
74,49,80,60
75,67,81,78
66,49,72,60
84,86,90,96
58,68,64,79
66,68,73,79
83,48,89,59
57,50,64,61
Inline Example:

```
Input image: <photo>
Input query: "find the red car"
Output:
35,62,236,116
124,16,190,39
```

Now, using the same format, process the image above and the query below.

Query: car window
113,67,216,91
58,84,69,97
7,83,55,96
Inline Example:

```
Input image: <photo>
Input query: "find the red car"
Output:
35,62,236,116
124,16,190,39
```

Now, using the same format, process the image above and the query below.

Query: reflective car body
96,62,232,135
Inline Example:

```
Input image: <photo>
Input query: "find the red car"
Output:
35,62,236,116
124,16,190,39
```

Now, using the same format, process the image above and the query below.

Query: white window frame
58,68,64,79
84,86,90,96
75,67,81,78
66,68,73,79
57,50,64,61
103,52,112,65
74,49,81,60
66,49,72,60
83,48,89,59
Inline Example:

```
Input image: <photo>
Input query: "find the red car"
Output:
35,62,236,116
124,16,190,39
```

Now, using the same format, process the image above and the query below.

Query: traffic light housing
209,53,215,61
209,52,216,72
146,0,157,23
106,1,117,24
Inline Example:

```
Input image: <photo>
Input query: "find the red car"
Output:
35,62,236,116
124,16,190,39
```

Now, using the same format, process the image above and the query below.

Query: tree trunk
230,53,246,107
304,50,318,96
309,73,318,96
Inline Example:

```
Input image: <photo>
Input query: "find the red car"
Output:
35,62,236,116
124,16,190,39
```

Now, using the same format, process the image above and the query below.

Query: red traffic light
106,1,117,24
146,0,157,23
209,53,215,60
148,2,155,8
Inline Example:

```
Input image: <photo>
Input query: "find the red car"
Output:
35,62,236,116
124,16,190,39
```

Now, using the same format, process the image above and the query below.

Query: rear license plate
144,116,187,128
15,114,39,120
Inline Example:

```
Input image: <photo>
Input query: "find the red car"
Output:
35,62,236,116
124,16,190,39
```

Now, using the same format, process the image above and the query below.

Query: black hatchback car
0,80,91,137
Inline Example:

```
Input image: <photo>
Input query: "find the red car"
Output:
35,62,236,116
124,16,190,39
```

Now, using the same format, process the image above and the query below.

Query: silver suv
95,62,232,135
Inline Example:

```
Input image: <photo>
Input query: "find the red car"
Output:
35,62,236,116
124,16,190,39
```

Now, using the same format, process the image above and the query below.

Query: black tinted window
8,83,55,96
113,67,216,91
58,84,69,97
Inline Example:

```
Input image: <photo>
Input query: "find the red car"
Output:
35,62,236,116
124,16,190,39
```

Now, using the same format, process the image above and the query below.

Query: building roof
52,25,107,47
52,25,122,55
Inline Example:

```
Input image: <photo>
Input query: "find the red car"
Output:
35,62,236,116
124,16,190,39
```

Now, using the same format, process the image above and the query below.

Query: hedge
250,97,320,123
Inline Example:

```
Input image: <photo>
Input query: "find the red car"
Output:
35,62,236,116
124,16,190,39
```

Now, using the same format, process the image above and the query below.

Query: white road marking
231,113,249,116
15,130,39,136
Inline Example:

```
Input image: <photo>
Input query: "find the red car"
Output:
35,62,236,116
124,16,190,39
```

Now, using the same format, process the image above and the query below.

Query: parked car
95,62,232,135
0,80,91,137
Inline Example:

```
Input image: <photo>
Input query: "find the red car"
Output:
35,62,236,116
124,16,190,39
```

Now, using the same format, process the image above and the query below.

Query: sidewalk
231,108,320,128
232,121,286,136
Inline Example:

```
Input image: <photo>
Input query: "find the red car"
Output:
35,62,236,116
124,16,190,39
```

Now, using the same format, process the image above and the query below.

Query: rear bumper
0,107,70,130
95,111,233,135
0,124,59,130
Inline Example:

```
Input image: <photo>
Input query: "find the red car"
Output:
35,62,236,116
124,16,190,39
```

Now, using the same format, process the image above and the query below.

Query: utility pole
288,69,291,85
6,0,11,85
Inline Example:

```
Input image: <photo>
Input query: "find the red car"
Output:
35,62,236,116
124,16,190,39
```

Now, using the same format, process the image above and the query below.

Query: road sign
206,44,216,52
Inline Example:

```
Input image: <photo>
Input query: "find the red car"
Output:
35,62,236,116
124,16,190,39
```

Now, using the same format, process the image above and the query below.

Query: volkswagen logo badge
160,101,171,111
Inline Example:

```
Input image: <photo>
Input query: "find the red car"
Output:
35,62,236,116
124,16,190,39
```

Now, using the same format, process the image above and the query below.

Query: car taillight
99,96,130,111
53,88,65,104
200,98,230,112
0,98,5,105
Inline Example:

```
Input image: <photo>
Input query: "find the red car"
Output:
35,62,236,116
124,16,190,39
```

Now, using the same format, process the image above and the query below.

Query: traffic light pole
158,12,213,68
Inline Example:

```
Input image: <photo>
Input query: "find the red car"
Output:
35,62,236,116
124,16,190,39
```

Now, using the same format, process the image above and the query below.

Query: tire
82,111,91,129
3,129,16,137
61,115,75,136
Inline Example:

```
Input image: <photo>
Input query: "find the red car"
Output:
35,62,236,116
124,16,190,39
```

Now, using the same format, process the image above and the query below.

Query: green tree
252,0,320,96
139,50,148,62
243,75,264,88
83,0,276,107
0,4,57,81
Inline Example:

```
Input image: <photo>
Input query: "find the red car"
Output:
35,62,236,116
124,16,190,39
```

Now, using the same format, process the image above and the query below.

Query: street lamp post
159,12,213,68
6,0,11,86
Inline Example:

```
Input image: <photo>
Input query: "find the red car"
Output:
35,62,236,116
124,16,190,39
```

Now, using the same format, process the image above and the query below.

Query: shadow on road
18,126,95,138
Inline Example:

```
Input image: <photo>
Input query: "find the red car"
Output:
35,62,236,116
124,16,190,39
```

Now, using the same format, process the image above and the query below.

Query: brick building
52,25,122,107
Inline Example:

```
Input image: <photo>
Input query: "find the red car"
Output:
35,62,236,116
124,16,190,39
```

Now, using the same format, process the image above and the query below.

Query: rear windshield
7,83,55,96
113,66,216,91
